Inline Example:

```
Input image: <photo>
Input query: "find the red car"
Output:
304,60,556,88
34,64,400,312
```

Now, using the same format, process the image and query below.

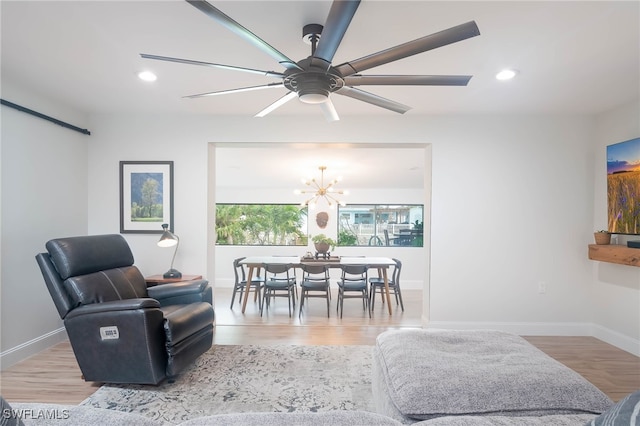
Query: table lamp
158,223,182,279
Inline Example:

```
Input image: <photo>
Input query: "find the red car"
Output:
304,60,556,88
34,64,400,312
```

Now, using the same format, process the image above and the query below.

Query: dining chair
299,263,331,318
230,257,265,310
261,263,297,317
336,264,370,318
369,258,404,312
270,255,299,300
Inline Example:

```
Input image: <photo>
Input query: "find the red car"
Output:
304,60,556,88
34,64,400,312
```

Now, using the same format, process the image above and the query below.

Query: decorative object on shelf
311,234,337,259
120,161,174,234
594,230,611,245
294,166,348,209
158,223,182,278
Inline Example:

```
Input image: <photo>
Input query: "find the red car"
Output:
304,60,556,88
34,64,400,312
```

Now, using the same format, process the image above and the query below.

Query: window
215,204,308,246
338,204,423,247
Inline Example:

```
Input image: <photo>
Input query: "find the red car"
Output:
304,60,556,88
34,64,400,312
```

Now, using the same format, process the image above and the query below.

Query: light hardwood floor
1,288,638,404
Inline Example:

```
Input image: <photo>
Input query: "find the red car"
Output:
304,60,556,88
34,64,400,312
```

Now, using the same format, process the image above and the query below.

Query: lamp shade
158,225,178,248
158,223,181,279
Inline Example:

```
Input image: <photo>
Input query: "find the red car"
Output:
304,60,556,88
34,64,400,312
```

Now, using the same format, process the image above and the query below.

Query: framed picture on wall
607,137,640,235
120,161,174,234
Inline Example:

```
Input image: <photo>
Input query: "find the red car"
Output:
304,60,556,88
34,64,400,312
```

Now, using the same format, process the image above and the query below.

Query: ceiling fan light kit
142,0,481,121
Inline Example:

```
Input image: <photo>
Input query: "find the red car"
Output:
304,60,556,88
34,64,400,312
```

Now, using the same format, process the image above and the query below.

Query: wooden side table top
145,274,203,286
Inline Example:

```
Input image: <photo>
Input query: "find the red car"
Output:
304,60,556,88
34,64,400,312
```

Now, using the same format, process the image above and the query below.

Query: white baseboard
590,324,640,357
426,320,593,336
424,321,640,356
0,327,67,370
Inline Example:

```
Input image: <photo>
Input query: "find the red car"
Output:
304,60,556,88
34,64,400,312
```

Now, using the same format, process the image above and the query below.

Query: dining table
238,256,396,315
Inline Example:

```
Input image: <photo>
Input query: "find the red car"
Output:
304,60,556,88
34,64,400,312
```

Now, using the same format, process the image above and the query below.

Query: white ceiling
215,144,427,189
2,1,638,119
2,1,638,190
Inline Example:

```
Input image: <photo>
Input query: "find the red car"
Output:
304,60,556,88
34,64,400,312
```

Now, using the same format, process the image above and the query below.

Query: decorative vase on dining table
315,242,330,254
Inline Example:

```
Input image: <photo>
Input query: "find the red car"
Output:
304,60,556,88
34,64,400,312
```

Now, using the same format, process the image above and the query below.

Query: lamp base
163,269,182,279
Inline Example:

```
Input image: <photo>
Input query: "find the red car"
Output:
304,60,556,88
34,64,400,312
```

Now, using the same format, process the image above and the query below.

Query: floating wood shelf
588,244,640,267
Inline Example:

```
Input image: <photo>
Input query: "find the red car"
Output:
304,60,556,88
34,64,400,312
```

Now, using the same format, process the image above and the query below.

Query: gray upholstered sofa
371,329,615,425
4,394,640,426
2,399,402,426
3,386,639,425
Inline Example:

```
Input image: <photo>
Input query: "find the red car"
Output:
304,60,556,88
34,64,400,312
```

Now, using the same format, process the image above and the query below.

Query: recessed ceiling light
496,69,517,81
138,71,157,82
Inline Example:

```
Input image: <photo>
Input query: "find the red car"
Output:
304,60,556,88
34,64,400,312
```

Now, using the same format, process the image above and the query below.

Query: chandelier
294,166,348,209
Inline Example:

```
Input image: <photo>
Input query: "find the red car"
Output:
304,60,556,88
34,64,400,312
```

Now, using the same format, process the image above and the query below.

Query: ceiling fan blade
184,82,284,99
320,98,340,122
140,54,284,78
335,21,480,77
185,0,303,71
255,91,298,117
343,75,472,86
336,86,410,114
311,0,360,69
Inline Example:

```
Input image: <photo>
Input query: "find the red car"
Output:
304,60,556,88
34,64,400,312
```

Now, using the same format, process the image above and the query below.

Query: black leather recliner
35,234,214,385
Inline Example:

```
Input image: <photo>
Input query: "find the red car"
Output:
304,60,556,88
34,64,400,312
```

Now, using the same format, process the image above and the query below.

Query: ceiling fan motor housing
284,58,345,104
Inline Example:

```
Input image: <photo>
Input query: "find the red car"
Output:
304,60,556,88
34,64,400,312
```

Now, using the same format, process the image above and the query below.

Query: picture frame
120,161,174,234
606,137,640,235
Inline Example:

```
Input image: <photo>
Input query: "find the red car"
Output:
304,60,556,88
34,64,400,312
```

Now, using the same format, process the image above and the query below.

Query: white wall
1,81,89,367
83,113,621,339
429,116,597,333
591,100,640,355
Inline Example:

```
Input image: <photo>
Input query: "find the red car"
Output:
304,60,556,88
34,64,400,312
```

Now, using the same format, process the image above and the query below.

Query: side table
145,274,203,287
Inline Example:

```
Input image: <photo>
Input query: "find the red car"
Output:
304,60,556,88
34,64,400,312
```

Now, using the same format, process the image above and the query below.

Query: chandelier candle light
295,166,348,209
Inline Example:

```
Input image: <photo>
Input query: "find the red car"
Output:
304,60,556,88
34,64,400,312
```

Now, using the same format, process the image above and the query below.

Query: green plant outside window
216,204,308,246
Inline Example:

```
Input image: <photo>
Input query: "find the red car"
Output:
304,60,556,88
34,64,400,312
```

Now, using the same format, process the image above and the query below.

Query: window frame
215,203,308,246
338,204,424,247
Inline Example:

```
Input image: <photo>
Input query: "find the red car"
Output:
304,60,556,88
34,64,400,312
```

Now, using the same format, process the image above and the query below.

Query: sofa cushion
586,389,640,426
413,414,597,425
179,410,402,425
46,234,134,280
373,329,612,421
63,266,147,307
1,396,25,426
9,403,159,426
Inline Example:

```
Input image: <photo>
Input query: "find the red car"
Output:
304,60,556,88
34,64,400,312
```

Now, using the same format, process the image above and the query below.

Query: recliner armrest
148,279,212,306
65,298,160,319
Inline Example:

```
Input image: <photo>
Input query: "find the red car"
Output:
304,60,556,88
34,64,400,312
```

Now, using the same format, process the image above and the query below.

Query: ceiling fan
141,0,480,121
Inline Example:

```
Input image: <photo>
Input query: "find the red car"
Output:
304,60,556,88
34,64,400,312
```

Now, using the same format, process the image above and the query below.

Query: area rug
80,344,374,425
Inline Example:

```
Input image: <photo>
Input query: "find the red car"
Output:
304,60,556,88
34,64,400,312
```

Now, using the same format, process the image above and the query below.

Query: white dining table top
239,256,395,266
239,256,300,265
339,256,395,266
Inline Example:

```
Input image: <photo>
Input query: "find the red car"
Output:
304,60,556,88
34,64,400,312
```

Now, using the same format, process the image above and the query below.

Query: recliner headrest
46,234,134,279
